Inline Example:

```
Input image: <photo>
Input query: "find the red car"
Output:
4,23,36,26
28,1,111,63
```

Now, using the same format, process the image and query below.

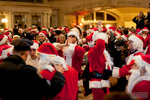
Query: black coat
133,16,145,29
0,55,65,100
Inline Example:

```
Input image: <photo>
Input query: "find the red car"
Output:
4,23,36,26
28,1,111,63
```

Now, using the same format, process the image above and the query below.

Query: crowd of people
0,10,150,100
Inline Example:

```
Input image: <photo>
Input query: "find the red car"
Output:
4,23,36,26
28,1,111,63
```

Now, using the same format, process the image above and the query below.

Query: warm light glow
81,18,84,23
106,24,111,29
88,20,89,22
94,19,96,21
1,18,8,23
79,23,83,26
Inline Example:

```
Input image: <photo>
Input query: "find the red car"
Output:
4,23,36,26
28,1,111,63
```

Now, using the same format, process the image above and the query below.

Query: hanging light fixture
1,12,8,23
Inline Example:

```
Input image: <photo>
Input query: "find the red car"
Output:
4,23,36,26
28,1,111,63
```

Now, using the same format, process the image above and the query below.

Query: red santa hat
92,31,108,44
37,43,68,72
37,43,58,55
128,34,144,51
133,55,150,75
136,28,142,34
115,30,121,39
142,27,149,32
31,40,39,50
39,31,48,38
0,35,8,45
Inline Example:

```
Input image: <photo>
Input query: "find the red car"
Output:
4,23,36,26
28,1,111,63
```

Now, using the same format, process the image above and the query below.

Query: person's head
139,11,144,18
38,31,47,43
58,34,66,43
92,31,108,46
114,39,125,51
67,31,79,44
104,92,133,100
128,34,144,52
29,41,39,60
142,27,149,35
11,39,33,61
36,43,68,72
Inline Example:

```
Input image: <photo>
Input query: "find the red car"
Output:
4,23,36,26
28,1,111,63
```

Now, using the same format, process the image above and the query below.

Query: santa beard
127,69,140,93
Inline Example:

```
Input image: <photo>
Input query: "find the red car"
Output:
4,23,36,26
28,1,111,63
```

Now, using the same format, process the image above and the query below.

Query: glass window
107,14,116,21
14,15,25,28
96,12,104,20
84,13,94,21
32,15,41,27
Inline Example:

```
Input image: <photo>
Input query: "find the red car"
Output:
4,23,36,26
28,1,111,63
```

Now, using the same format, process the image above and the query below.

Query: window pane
107,14,116,21
96,12,104,20
84,13,94,21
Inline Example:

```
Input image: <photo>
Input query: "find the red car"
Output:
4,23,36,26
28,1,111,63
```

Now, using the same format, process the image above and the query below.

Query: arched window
84,13,94,20
107,13,116,21
96,12,104,20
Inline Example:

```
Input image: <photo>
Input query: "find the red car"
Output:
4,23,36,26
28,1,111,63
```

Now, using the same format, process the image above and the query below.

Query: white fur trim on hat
39,32,46,38
128,35,143,52
142,29,149,32
67,31,80,41
31,42,39,50
0,35,8,45
133,55,150,75
92,31,108,44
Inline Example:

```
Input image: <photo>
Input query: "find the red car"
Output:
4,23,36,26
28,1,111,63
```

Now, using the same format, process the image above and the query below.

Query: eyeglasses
68,35,76,38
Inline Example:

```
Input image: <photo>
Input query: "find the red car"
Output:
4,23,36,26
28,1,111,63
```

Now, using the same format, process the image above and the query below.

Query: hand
54,64,64,74
109,76,118,86
64,39,68,46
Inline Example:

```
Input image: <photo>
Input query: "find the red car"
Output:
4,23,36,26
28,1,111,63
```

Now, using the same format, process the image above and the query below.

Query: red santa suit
37,43,78,100
112,34,144,78
0,35,13,64
126,55,150,100
88,32,113,100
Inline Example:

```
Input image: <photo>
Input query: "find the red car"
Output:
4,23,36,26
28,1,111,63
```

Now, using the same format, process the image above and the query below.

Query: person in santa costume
126,55,150,100
36,43,78,100
0,35,13,64
54,26,86,81
26,40,39,69
88,31,114,100
112,34,144,78
143,27,150,50
38,31,50,46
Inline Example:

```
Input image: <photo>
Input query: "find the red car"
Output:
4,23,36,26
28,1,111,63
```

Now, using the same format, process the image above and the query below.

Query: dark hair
104,92,133,100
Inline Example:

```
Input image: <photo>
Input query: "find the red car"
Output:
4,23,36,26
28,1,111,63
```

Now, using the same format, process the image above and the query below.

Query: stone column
27,13,32,28
47,13,51,28
43,13,48,27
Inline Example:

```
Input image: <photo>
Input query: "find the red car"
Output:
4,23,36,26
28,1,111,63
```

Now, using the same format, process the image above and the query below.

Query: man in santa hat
36,43,78,100
88,31,114,100
54,26,86,92
38,31,50,46
26,40,39,69
126,55,150,100
0,35,13,64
